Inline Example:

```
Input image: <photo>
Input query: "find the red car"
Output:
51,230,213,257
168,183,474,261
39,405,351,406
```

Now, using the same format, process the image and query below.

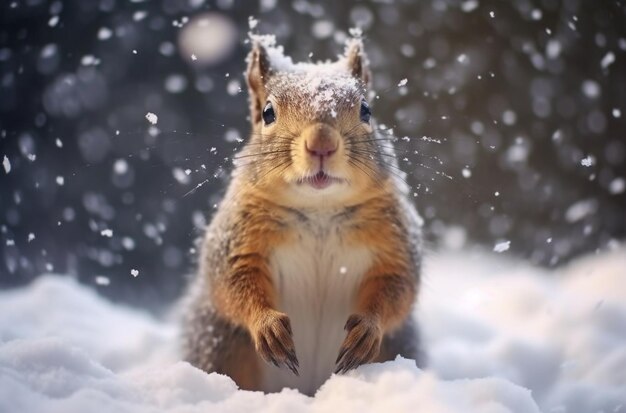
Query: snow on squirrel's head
246,34,370,124
241,34,394,208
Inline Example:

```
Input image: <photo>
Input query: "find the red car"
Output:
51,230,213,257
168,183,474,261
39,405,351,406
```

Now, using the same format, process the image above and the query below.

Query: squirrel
181,34,423,396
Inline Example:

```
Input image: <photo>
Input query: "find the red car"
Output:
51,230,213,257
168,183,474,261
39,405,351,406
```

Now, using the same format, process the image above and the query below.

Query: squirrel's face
238,37,388,207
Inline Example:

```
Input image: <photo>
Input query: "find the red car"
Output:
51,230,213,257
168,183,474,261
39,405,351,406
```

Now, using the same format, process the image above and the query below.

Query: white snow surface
1,247,625,413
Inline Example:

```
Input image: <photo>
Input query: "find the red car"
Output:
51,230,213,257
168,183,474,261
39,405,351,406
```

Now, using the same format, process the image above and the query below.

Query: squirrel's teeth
309,171,331,189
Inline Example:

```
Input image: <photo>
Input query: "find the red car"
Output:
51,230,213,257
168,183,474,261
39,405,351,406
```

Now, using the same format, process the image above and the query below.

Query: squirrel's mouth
297,171,342,190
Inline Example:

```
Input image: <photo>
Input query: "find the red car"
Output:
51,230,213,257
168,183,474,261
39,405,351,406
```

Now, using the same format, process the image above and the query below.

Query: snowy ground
1,247,625,413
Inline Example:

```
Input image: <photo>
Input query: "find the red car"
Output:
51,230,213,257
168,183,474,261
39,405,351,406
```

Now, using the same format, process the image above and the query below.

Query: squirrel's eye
262,101,276,125
360,100,371,123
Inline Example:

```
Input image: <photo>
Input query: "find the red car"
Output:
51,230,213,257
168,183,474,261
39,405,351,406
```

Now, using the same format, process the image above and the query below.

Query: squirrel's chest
270,221,373,300
264,217,373,394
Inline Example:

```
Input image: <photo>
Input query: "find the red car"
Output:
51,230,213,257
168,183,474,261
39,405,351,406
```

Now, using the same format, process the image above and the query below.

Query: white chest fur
262,212,373,395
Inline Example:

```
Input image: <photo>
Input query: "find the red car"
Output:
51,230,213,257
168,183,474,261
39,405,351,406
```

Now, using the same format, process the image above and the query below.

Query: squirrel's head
238,35,393,207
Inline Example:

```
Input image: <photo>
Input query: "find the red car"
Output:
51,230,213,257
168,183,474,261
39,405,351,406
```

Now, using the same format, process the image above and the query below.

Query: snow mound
1,247,625,412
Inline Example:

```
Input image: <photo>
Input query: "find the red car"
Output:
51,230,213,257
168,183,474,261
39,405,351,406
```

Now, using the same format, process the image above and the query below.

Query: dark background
1,0,625,311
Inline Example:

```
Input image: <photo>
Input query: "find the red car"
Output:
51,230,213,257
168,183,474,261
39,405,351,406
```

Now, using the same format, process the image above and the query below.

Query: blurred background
1,0,624,311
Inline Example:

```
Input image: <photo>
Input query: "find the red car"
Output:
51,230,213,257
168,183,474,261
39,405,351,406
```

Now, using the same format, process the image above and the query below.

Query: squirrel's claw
335,314,381,374
254,310,300,376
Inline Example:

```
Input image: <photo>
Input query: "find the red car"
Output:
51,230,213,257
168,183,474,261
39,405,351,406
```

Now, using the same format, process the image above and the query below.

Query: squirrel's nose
304,124,339,158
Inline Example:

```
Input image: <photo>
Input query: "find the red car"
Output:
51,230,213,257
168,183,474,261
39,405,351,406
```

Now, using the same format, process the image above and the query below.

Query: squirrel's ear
246,42,272,125
344,39,371,86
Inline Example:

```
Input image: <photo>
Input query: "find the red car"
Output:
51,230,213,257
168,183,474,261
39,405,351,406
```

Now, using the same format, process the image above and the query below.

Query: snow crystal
145,112,158,125
159,42,175,57
97,27,112,40
81,55,98,66
130,269,139,277
122,237,136,250
530,9,542,20
48,15,59,27
133,11,148,21
94,276,110,286
462,167,472,178
348,27,363,38
311,21,335,39
226,79,241,95
2,155,10,174
224,129,242,143
260,0,277,11
191,54,197,61
565,199,597,223
113,159,129,175
40,43,58,59
456,54,468,64
493,240,511,253
248,16,258,30
600,51,615,69
502,110,516,125
165,75,187,93
397,78,408,87
339,266,347,274
546,39,561,59
580,155,595,167
56,176,64,186
551,129,563,142
423,57,436,69
178,13,238,65
55,138,63,148
100,229,113,237
581,80,600,98
27,233,35,242
460,0,479,12
612,108,621,118
489,11,495,18
172,167,191,184
609,177,625,194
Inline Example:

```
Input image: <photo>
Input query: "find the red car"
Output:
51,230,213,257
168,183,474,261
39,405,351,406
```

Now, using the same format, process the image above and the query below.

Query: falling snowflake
600,52,615,69
493,240,511,253
2,155,10,174
145,112,158,125
460,0,479,12
581,155,595,167
248,16,258,29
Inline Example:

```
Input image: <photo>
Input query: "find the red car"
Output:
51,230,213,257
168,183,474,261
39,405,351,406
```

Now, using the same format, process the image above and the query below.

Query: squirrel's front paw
252,310,299,375
335,314,382,374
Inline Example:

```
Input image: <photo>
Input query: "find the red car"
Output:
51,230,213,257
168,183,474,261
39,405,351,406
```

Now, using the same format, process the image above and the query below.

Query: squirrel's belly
263,230,373,395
